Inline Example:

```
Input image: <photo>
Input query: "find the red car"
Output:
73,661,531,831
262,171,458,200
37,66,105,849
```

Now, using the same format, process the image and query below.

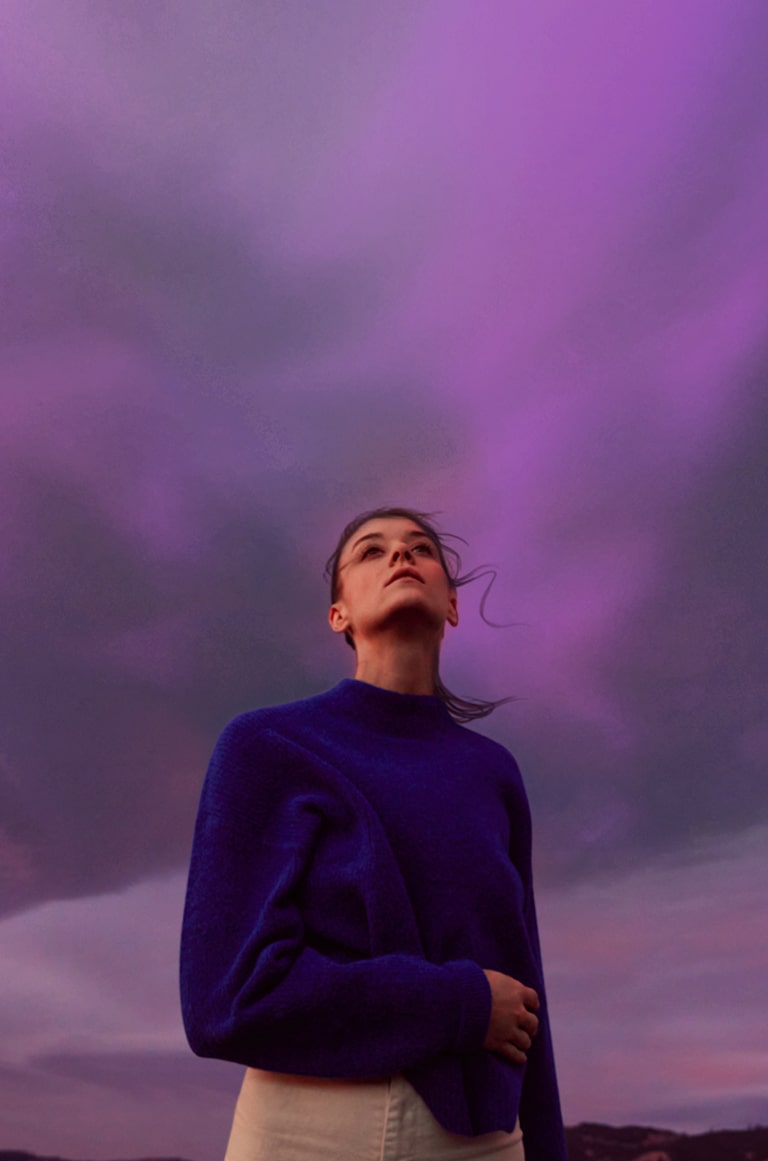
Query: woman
179,506,568,1161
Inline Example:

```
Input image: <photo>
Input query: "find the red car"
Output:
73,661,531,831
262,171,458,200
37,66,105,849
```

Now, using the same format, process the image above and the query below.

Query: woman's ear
328,602,348,635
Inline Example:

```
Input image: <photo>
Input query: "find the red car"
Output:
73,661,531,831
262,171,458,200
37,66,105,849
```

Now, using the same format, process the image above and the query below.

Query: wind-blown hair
323,505,522,724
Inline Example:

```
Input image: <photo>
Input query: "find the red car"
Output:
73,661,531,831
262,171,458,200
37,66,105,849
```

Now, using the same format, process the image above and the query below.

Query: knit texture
179,677,567,1160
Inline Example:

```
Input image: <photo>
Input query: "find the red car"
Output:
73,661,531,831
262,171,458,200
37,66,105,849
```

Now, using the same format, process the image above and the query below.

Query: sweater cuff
445,959,493,1054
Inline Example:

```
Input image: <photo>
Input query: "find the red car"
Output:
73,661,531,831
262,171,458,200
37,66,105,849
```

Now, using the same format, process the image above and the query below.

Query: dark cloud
0,393,463,915
33,1048,238,1098
1,98,469,916
603,371,768,851
1,126,399,381
0,1054,240,1160
481,353,768,887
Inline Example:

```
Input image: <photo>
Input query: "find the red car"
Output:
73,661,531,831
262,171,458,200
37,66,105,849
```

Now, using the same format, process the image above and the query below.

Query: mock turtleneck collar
324,677,453,738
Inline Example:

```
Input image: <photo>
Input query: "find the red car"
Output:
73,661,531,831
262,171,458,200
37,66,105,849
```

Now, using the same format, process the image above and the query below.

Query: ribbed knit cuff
444,959,493,1054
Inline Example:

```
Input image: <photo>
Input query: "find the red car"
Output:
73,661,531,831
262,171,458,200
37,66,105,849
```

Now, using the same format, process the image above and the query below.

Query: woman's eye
361,541,433,558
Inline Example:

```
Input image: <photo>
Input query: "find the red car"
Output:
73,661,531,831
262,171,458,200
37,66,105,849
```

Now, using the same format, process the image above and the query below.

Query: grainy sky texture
1,1,767,1157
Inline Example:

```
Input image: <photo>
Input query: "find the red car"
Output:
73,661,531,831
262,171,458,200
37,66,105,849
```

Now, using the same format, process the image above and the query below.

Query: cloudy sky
1,1,767,1157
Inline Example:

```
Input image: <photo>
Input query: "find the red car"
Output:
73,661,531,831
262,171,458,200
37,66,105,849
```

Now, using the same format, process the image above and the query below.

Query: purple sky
1,1,767,1157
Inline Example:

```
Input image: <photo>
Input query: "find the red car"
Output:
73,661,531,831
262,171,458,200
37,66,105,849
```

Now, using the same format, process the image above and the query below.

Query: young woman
180,506,568,1161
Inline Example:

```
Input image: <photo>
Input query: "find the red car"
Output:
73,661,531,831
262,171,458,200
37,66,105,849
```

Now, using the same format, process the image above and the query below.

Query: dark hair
323,505,523,724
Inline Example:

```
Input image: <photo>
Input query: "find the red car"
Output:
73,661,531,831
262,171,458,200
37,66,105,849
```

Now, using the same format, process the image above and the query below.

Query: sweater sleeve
179,716,492,1079
518,835,569,1159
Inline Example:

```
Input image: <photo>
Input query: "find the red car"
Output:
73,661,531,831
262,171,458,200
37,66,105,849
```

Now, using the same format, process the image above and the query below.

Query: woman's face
328,516,458,645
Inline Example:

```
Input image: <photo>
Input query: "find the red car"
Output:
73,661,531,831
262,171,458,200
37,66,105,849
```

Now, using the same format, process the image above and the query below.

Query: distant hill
564,1121,768,1161
3,1124,768,1161
0,1154,192,1161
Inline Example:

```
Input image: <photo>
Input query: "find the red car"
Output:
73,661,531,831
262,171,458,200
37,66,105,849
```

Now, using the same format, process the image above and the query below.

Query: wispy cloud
541,825,768,1131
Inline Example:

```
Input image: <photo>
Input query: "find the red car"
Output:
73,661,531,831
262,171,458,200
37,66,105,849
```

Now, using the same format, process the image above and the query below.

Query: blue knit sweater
179,677,567,1160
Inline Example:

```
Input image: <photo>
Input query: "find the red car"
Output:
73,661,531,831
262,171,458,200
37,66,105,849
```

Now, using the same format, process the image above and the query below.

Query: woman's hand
481,968,540,1065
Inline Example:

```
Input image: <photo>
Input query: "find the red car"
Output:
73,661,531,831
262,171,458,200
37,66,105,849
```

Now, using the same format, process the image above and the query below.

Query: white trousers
224,1068,525,1161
